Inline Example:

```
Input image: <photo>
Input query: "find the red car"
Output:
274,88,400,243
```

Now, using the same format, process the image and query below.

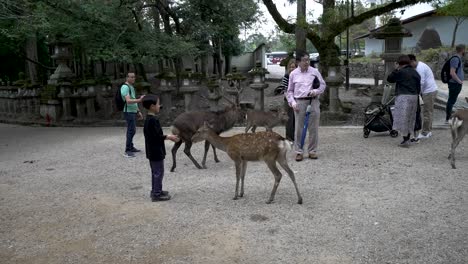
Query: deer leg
183,141,203,169
252,125,257,133
239,160,248,197
170,140,183,172
265,160,283,204
450,126,467,169
201,140,210,169
233,161,241,200
277,154,303,204
212,143,220,163
245,123,251,133
266,126,273,132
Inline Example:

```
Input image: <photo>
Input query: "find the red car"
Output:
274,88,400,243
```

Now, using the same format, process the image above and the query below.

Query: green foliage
418,47,453,62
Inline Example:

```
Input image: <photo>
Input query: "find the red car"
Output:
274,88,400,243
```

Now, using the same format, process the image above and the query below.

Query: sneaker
399,140,410,148
417,132,432,139
128,148,141,153
410,138,420,144
123,151,136,158
151,194,171,202
308,153,318,159
151,191,169,196
295,154,303,162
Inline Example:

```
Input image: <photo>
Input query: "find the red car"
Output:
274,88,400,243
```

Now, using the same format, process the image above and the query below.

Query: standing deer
245,109,289,133
170,103,240,172
192,122,303,204
448,109,468,169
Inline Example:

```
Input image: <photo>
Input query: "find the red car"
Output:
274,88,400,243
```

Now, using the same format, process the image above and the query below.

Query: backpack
441,55,461,84
115,83,131,112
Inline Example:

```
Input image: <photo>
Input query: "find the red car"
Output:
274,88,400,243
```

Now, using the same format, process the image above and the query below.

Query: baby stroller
363,84,399,138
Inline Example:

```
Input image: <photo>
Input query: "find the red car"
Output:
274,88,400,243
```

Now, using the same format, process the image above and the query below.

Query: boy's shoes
399,140,410,148
151,194,171,202
410,138,420,144
308,153,318,159
128,148,141,153
123,151,136,158
295,154,303,162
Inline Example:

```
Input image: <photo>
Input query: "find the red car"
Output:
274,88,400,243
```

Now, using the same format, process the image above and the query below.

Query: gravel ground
0,123,467,264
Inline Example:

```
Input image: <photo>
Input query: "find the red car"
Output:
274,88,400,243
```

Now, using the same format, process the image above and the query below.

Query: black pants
150,160,164,197
284,99,295,141
414,99,422,132
446,82,462,121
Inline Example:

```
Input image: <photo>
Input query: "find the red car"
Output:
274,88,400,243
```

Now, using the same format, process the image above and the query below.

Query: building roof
354,10,437,40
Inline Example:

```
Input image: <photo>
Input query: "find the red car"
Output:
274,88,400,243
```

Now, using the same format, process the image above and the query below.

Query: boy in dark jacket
142,95,179,202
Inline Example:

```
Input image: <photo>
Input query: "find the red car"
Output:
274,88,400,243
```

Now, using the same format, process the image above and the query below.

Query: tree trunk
217,39,223,77
25,35,39,83
224,55,232,75
296,0,307,54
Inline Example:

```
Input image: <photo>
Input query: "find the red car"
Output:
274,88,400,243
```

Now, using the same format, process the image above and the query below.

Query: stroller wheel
390,130,398,138
363,127,370,138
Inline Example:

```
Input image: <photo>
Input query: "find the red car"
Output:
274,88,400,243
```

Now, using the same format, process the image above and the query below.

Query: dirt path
0,124,467,263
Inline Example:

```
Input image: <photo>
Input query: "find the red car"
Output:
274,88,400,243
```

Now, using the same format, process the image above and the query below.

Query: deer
245,108,289,133
170,101,241,172
192,122,303,204
448,109,468,169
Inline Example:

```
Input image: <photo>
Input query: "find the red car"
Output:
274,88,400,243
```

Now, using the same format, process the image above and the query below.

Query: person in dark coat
143,95,179,201
387,55,421,147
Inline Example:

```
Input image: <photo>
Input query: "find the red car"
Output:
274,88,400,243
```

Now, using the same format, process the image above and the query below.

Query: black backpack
115,83,132,112
441,55,461,84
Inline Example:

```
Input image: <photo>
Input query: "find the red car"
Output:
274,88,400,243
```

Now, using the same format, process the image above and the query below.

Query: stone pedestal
248,61,269,110
207,92,222,112
40,99,62,123
180,86,199,112
369,18,412,104
159,79,175,115
57,85,74,121
250,83,268,110
101,85,113,119
326,66,344,113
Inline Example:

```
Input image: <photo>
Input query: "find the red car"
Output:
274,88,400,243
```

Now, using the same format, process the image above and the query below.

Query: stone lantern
369,18,412,103
41,39,75,123
179,68,201,111
206,76,223,112
225,66,246,106
156,68,176,115
48,41,74,84
248,61,269,110
326,66,344,113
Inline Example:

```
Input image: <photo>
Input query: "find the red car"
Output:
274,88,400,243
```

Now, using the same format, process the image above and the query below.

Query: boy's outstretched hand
166,135,180,142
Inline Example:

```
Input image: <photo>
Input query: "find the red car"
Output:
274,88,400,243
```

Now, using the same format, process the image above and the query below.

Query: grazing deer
448,109,468,169
245,109,289,133
192,122,303,204
170,103,240,172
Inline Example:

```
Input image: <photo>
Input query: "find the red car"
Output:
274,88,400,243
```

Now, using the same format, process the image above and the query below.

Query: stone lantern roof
370,18,412,39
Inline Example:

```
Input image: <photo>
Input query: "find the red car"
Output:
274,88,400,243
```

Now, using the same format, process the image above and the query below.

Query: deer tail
171,126,180,135
278,139,292,151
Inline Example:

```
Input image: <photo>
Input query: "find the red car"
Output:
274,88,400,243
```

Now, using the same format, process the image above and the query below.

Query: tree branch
141,1,181,33
261,0,296,33
331,0,430,37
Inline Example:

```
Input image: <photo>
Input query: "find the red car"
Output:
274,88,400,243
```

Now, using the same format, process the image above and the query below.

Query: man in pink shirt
287,51,326,161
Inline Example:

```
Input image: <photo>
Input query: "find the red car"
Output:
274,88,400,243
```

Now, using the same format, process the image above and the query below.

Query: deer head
192,121,214,144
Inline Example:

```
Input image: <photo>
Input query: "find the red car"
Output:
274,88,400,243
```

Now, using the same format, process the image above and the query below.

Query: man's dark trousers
446,82,462,121
124,112,137,151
